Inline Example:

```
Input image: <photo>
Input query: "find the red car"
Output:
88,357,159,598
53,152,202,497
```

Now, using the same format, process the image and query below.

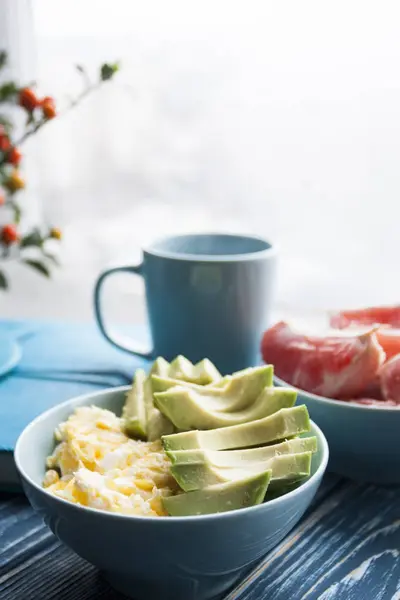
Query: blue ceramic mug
94,233,277,373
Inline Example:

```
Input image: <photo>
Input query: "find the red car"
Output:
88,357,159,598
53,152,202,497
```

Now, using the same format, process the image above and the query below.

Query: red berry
0,190,5,206
19,87,39,112
41,96,56,119
7,147,22,166
0,134,10,152
1,224,19,245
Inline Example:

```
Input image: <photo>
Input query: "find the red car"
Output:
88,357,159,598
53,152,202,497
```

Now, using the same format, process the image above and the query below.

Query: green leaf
0,115,13,133
43,252,60,266
0,52,7,70
22,259,51,278
0,81,19,102
20,229,43,249
9,200,22,224
0,269,8,290
100,62,120,81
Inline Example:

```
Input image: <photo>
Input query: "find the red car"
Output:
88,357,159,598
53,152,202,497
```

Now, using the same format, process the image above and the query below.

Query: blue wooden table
0,321,399,600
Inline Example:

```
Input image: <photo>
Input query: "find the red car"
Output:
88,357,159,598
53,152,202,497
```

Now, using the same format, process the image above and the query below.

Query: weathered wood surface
1,475,399,600
228,477,400,600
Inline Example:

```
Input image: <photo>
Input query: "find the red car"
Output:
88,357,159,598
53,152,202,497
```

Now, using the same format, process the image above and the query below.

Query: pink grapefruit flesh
330,305,400,329
261,321,385,398
380,354,400,404
330,306,400,361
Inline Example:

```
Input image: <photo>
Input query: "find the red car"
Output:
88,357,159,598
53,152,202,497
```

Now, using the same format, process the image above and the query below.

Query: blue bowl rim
274,374,400,412
15,385,329,523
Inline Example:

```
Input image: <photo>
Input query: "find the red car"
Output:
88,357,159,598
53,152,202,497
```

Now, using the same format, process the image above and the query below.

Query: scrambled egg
43,406,177,516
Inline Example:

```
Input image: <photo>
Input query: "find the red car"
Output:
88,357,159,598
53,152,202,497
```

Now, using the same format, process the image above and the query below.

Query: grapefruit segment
380,354,400,404
261,321,385,398
330,306,400,361
330,306,400,329
376,330,400,361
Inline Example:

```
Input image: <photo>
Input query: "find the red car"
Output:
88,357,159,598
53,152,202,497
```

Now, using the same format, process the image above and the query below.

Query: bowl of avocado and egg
15,356,329,600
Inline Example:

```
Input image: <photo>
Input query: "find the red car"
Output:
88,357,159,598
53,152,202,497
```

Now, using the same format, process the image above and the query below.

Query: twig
15,82,102,147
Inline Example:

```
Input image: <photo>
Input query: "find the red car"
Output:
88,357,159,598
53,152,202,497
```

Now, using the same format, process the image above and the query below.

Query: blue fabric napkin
0,319,150,455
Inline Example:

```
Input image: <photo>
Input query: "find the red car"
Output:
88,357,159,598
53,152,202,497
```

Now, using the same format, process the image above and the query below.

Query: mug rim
143,232,277,262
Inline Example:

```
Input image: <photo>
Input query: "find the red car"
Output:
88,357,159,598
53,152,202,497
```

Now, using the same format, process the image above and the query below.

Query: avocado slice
155,365,273,417
171,451,312,491
167,436,317,467
162,405,311,451
205,365,273,388
154,386,297,430
151,375,205,394
169,356,222,385
163,471,271,516
267,451,312,490
169,355,197,381
192,358,222,384
144,357,175,441
122,369,147,439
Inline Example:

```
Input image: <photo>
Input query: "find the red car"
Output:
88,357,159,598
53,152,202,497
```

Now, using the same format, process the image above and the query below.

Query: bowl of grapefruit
261,306,400,485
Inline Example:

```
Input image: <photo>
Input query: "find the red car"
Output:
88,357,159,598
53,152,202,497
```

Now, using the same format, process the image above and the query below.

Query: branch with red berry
0,51,119,290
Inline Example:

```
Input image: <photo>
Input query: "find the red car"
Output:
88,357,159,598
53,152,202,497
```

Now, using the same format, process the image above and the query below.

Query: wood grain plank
226,481,400,600
1,478,398,600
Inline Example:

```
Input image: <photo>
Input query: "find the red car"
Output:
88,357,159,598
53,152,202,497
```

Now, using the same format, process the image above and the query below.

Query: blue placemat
0,319,151,490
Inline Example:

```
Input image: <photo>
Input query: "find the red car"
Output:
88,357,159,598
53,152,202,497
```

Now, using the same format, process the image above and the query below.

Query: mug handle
94,265,153,358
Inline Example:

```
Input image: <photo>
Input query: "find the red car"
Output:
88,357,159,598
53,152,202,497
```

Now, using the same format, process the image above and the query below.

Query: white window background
2,0,400,322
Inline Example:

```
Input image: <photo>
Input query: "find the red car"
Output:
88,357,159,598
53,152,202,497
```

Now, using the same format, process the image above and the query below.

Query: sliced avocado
169,355,195,380
206,365,273,388
254,386,297,417
268,451,312,490
210,365,274,411
193,359,222,384
145,357,174,441
122,369,147,439
265,480,302,500
151,375,205,394
163,471,271,516
162,405,310,451
154,386,297,430
155,365,273,416
167,436,317,467
169,356,222,385
171,451,312,491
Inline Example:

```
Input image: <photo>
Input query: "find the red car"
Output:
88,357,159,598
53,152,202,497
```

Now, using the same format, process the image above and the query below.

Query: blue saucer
0,334,22,378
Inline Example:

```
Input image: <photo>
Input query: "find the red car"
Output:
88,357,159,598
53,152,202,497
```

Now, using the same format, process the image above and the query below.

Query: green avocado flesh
154,365,273,417
120,356,316,517
144,358,174,441
166,436,317,467
151,375,204,394
121,355,226,441
154,386,296,430
162,471,271,516
171,451,312,492
122,369,147,439
169,356,222,385
162,405,310,452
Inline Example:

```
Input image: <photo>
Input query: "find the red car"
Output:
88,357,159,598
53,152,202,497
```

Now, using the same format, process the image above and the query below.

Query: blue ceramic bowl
274,375,400,485
15,386,328,600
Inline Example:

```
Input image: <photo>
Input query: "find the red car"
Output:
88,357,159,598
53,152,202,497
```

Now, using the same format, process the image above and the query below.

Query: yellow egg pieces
43,405,176,517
